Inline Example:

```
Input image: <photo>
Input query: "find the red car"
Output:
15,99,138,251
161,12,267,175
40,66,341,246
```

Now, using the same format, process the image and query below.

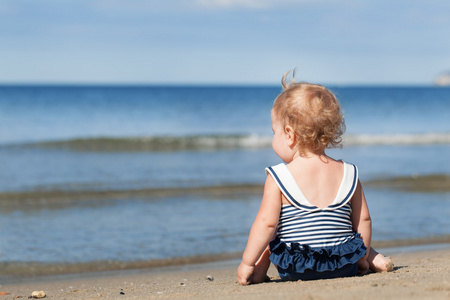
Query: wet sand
1,245,449,300
364,174,450,193
2,236,449,281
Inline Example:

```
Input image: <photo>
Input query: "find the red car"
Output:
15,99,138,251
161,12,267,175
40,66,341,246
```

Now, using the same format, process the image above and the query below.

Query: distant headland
434,72,450,86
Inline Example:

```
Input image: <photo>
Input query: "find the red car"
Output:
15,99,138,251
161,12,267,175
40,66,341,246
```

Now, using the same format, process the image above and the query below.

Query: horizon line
0,81,444,87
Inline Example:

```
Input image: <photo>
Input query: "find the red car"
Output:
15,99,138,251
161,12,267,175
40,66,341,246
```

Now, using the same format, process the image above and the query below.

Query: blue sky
1,0,449,85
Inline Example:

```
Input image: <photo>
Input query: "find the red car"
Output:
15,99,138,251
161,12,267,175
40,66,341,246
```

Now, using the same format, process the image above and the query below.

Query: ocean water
0,85,449,266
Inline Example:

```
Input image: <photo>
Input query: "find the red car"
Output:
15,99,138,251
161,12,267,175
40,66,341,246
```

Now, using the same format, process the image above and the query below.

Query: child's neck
292,150,330,160
291,150,328,163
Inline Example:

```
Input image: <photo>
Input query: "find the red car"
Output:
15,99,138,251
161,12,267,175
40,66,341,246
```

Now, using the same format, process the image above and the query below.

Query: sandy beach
1,245,449,300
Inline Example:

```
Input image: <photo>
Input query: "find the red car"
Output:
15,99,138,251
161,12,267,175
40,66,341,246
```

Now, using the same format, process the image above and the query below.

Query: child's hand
237,261,255,285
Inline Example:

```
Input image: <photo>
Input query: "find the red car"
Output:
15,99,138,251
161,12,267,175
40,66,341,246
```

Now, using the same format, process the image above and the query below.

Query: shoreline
1,245,449,300
2,236,450,285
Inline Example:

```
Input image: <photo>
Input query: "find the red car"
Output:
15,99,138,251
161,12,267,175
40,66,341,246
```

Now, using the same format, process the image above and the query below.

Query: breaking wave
343,133,450,146
19,135,273,152
7,132,450,152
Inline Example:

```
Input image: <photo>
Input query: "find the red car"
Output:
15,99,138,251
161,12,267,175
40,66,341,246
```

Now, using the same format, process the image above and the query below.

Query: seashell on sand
30,290,46,298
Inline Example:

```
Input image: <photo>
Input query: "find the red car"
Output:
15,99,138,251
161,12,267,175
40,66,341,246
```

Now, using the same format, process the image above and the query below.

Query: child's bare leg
251,247,271,284
368,247,394,272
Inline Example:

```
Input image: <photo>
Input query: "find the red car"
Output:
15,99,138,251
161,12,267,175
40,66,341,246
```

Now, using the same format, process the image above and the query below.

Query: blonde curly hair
272,70,345,156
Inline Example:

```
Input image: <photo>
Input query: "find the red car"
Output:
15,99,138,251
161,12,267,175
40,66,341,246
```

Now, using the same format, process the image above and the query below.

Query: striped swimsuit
265,161,367,281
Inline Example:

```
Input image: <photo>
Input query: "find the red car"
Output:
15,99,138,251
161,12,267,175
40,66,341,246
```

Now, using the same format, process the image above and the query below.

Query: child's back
266,157,363,281
286,156,344,209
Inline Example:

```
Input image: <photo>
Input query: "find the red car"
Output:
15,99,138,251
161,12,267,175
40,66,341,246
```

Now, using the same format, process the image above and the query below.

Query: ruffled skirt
269,233,367,281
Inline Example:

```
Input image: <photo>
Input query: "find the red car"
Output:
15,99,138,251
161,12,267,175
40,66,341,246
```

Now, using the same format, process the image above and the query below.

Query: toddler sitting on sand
237,71,393,284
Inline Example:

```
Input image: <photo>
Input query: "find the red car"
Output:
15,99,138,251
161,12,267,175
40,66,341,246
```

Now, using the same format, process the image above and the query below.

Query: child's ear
285,125,296,147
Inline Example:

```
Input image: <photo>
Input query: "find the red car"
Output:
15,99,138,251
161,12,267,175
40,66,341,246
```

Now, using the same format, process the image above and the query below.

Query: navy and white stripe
266,161,358,248
277,203,353,247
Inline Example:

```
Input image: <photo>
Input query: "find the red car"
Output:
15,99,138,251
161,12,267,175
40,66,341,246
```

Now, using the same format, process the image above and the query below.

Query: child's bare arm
350,180,394,273
237,175,281,285
350,180,372,261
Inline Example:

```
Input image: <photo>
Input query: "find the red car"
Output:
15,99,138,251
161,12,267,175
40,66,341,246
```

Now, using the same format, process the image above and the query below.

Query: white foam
343,133,450,146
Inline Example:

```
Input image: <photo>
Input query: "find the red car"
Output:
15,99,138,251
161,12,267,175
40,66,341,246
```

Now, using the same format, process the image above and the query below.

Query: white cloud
89,0,278,12
195,0,269,9
89,0,172,13
194,0,308,9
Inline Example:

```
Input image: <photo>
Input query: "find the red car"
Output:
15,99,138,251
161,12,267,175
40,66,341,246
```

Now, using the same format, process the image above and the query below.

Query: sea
0,85,449,274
